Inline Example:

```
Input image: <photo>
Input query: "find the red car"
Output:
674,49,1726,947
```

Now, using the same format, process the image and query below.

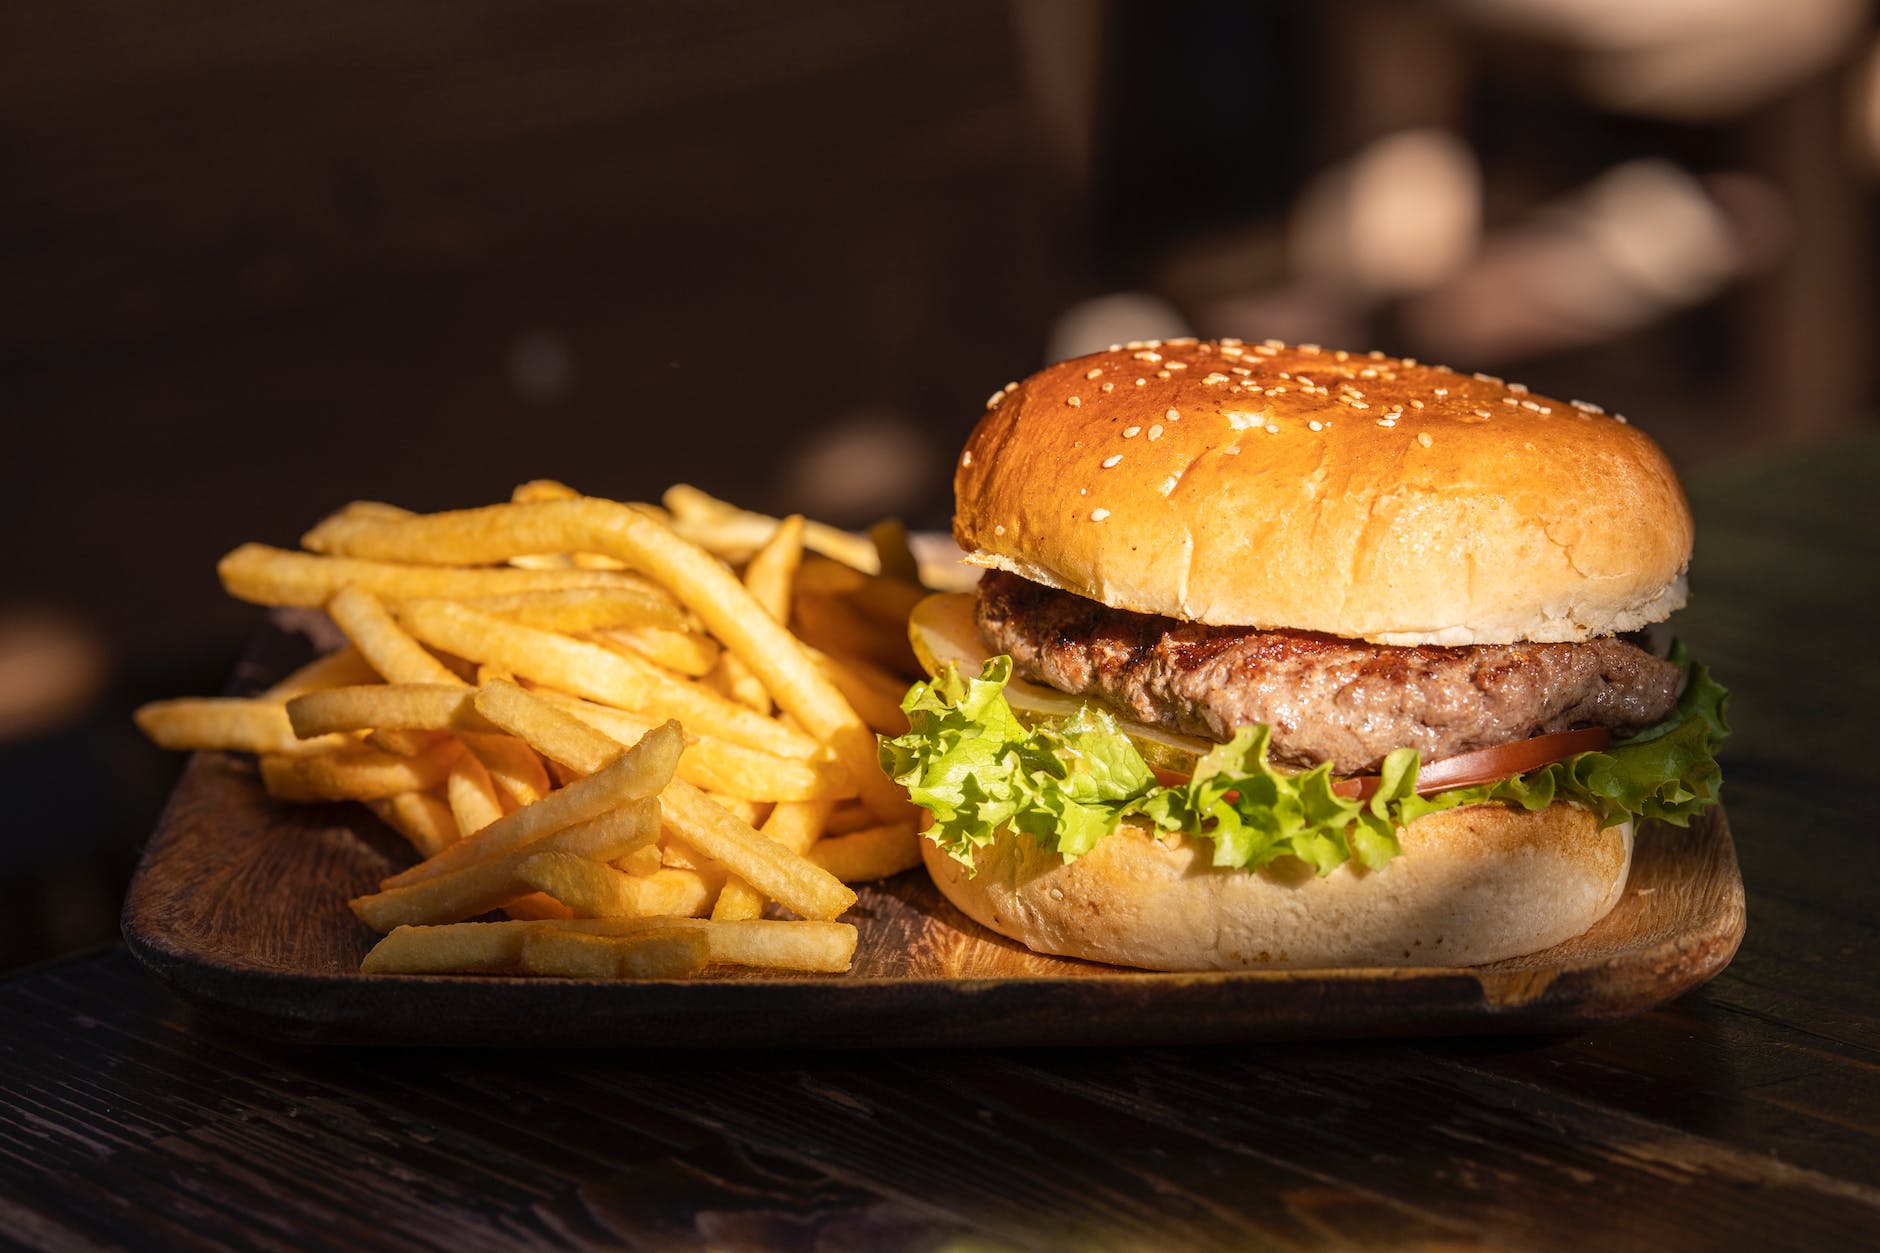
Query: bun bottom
921,804,1632,971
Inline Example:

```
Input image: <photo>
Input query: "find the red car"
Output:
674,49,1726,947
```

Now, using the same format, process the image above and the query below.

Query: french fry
367,792,459,858
362,922,525,974
660,780,855,921
811,648,910,735
824,801,884,837
697,918,856,972
712,798,836,922
450,587,689,633
662,484,878,571
703,794,768,828
395,598,819,760
511,479,581,503
446,753,504,835
384,720,683,887
868,518,921,585
326,585,464,686
532,690,854,803
351,798,660,930
260,739,462,802
516,849,643,916
259,647,380,702
808,820,923,883
793,590,915,675
134,698,350,756
286,684,487,738
457,732,552,808
589,626,720,677
503,892,578,921
296,500,898,813
316,500,415,526
622,866,725,917
614,844,664,877
712,513,804,713
472,678,619,774
519,927,710,979
361,917,856,975
365,728,452,758
218,544,650,609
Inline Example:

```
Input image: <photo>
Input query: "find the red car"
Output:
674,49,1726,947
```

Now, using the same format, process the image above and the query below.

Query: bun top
953,340,1693,645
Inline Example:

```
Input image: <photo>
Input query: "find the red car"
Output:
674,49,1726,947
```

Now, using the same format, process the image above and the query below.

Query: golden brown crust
954,340,1692,645
922,805,1633,970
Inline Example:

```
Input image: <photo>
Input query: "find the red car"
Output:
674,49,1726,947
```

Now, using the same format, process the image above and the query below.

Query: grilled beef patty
974,571,1683,774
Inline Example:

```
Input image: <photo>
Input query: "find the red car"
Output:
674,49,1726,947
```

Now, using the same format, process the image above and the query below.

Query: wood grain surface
2,434,1876,1250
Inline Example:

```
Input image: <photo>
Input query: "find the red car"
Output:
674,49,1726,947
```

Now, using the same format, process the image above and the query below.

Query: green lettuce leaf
879,650,1729,877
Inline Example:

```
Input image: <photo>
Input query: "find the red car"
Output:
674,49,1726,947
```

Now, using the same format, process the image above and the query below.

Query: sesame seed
1334,350,1350,361
1377,418,1394,427
961,451,973,466
1410,399,1424,409
1102,382,1115,392
1433,387,1448,397
1148,424,1163,440
1417,432,1433,448
1222,445,1241,455
1108,343,1122,352
1359,367,1377,379
1135,378,1147,387
1101,454,1122,468
1473,372,1501,384
985,391,1002,409
1204,373,1229,385
1521,399,1540,411
1005,382,1018,392
1474,409,1491,418
1156,370,1171,379
1067,396,1081,408
1507,382,1528,395
1221,337,1243,347
993,524,1006,535
1615,414,1629,424
1538,406,1553,415
1091,508,1110,521
1133,350,1162,363
1300,343,1321,353
1123,425,1141,437
1503,397,1520,406
1165,408,1181,421
1309,420,1322,431
1166,361,1188,371
1570,399,1603,414
1086,368,1103,380
1159,475,1178,495
1264,424,1279,434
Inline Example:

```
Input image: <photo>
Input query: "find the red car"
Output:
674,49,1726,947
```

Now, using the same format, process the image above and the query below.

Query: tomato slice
1331,726,1613,801
1149,726,1614,802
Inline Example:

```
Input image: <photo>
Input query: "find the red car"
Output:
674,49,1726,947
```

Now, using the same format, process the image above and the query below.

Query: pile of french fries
136,482,931,980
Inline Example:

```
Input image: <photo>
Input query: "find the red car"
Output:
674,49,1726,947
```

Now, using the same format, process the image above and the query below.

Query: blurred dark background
3,0,1876,969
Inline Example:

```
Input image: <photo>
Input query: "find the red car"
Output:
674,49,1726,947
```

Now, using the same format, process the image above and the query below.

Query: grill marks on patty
974,571,1684,775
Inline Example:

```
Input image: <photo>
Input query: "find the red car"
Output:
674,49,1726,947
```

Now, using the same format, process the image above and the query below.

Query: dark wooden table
3,434,1876,1252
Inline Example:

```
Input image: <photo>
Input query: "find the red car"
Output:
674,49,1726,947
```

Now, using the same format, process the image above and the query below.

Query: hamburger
880,339,1728,970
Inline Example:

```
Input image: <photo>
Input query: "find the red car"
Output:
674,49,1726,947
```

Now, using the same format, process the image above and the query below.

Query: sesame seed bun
953,340,1693,646
922,806,1634,971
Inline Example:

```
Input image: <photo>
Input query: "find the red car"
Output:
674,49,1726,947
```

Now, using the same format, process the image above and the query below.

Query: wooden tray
121,620,1745,1047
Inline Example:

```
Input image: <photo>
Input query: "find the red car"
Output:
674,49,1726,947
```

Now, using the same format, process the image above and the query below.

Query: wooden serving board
121,619,1746,1047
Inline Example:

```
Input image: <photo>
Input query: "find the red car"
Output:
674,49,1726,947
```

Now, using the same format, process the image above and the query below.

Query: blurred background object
2,0,1875,969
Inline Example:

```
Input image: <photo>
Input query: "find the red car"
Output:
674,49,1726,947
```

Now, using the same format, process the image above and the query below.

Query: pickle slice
907,592,1215,775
